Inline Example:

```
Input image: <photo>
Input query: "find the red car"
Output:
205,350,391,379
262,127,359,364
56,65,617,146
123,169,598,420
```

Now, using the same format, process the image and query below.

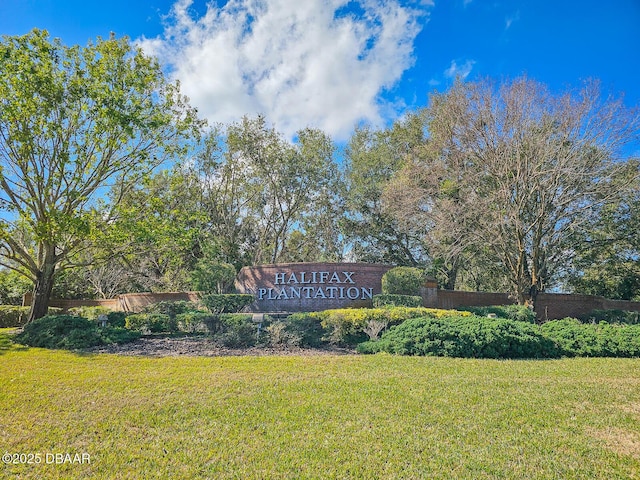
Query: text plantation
257,271,374,301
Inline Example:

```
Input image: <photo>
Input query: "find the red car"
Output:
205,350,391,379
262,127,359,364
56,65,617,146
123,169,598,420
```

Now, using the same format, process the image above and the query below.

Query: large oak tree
384,77,639,304
0,29,202,320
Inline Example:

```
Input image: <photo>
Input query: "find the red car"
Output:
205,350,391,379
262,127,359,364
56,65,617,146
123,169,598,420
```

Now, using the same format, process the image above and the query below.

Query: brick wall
535,293,640,321
236,262,393,312
435,290,513,310
422,289,640,321
24,292,202,313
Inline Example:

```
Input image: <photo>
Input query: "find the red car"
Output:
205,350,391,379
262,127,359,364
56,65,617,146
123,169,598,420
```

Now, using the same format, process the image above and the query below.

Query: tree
343,112,429,265
0,30,202,320
104,168,206,293
199,116,342,266
567,167,640,300
386,77,640,304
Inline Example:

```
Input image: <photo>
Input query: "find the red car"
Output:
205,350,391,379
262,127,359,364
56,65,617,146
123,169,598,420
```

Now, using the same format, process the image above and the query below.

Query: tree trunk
28,251,57,322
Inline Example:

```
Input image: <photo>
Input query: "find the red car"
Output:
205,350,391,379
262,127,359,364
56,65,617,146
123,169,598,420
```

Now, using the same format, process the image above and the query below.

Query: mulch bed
86,336,356,357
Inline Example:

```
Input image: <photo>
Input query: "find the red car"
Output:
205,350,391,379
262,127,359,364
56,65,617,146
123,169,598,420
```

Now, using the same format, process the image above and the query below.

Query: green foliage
191,259,237,294
541,318,640,357
14,314,139,349
0,270,32,305
358,316,558,358
68,306,111,320
279,313,326,347
343,114,429,265
578,309,640,325
373,294,423,308
175,311,217,333
0,306,31,328
217,314,257,347
124,301,209,333
265,321,303,348
0,29,202,320
313,306,470,346
125,313,177,334
68,306,128,328
381,267,425,295
463,305,537,324
106,311,127,328
141,301,203,318
201,294,254,315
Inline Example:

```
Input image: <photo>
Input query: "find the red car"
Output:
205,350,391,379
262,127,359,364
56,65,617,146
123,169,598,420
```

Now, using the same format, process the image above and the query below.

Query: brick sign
235,263,392,312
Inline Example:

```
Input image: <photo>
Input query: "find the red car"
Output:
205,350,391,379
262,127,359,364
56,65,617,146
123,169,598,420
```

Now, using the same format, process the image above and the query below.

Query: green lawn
1,330,640,479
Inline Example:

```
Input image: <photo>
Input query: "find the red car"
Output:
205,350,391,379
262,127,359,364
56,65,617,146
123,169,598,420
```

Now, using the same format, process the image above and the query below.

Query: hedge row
358,315,640,358
372,294,422,308
14,315,140,349
0,306,63,328
358,316,557,358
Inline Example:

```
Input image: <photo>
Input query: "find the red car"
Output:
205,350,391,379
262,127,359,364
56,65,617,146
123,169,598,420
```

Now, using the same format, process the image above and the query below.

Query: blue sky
2,0,639,141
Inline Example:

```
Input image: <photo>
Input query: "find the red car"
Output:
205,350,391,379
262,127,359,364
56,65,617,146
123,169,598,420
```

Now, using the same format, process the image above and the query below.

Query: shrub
141,301,202,318
216,314,258,347
14,314,139,350
201,294,255,315
313,307,471,345
357,315,559,359
68,306,112,320
373,294,422,308
0,306,31,328
265,321,303,348
125,313,177,334
463,305,537,324
381,267,425,296
106,311,127,328
578,309,640,325
541,318,640,357
175,311,217,333
68,307,127,327
279,313,326,347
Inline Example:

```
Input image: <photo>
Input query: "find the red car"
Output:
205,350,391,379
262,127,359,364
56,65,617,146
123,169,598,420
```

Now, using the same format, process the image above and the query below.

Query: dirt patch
86,336,356,357
589,427,640,459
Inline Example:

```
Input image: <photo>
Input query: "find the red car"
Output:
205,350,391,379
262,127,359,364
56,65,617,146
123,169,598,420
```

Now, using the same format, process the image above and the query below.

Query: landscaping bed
85,335,355,357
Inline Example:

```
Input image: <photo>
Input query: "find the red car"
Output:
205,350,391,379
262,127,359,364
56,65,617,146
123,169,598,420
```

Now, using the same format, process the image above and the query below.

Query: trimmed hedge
0,306,31,328
463,305,537,324
176,311,218,333
381,267,424,296
357,315,558,358
577,309,640,325
373,294,422,308
201,294,254,314
281,313,325,348
217,314,257,347
0,306,64,328
14,314,139,350
290,307,471,346
541,318,640,357
125,313,177,334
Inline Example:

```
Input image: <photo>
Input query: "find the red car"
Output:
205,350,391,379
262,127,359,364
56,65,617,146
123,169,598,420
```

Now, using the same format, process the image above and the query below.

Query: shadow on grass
0,330,29,354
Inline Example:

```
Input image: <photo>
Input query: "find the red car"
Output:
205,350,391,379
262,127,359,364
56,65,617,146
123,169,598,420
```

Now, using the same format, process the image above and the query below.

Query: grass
1,329,640,479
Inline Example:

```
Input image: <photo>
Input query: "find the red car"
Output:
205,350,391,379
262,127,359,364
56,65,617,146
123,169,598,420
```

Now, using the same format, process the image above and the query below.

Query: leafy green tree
0,30,202,320
196,116,343,267
381,266,425,296
0,268,32,305
567,171,640,300
190,243,237,294
343,112,429,265
105,168,206,292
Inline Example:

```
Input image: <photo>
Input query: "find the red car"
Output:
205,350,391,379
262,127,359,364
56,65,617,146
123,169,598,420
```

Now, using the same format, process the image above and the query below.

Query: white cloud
444,59,476,80
137,0,431,140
